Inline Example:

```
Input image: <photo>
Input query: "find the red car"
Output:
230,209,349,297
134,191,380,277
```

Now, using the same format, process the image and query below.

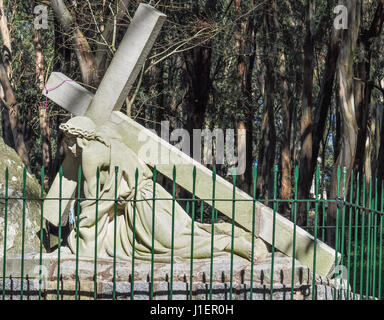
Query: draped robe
68,131,268,262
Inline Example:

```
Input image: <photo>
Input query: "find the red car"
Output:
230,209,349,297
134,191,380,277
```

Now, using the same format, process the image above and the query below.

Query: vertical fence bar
321,169,326,243
229,168,237,300
209,166,217,300
379,180,384,300
20,167,27,300
346,169,354,300
270,165,278,300
333,166,341,301
379,202,383,300
339,167,347,299
360,175,366,299
200,200,204,223
368,184,373,298
38,167,45,300
250,166,258,300
312,166,320,300
93,168,100,300
75,166,82,300
112,166,119,300
290,166,299,300
372,179,378,299
130,169,139,300
189,167,196,300
150,166,157,300
200,201,204,230
170,166,176,300
353,173,360,300
365,181,372,299
372,212,377,299
56,166,63,300
322,191,326,243
2,168,8,300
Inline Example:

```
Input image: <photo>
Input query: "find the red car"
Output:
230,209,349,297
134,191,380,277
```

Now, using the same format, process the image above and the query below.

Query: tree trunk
354,1,384,184
33,3,51,189
181,1,215,138
182,46,211,134
95,0,130,77
328,0,361,246
376,103,384,206
0,0,30,168
49,14,72,185
50,0,100,89
272,0,292,212
297,0,315,226
235,2,256,194
256,8,276,201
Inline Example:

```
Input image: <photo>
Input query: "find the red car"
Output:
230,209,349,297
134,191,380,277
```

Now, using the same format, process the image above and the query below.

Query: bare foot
225,237,252,260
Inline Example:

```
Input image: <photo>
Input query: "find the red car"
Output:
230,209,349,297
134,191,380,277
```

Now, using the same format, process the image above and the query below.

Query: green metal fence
0,164,383,300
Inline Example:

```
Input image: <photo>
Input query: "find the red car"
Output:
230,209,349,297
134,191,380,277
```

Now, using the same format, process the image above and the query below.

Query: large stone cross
43,3,337,276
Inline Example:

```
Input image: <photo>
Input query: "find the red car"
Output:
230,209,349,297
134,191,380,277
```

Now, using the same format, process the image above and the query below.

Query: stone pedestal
0,249,358,300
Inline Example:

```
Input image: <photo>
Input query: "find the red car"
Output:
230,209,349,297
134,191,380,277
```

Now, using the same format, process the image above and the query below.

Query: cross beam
85,5,166,124
43,3,339,277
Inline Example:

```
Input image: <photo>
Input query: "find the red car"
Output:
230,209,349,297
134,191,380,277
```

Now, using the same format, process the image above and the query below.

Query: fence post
379,190,383,300
130,169,139,300
189,166,197,300
360,175,366,299
339,167,347,299
39,167,45,300
229,168,237,300
20,167,27,300
270,165,278,300
170,166,176,300
333,166,341,300
209,166,217,300
55,166,63,300
352,172,360,300
2,168,9,300
365,181,373,299
250,165,258,300
290,166,299,300
346,169,354,300
75,166,82,300
150,166,157,300
93,167,100,300
312,166,320,299
112,166,119,300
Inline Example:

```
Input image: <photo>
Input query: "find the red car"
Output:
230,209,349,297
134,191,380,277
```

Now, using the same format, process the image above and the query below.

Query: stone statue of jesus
58,116,269,263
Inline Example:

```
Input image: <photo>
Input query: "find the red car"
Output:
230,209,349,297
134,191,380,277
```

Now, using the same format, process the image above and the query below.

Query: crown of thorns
59,118,106,145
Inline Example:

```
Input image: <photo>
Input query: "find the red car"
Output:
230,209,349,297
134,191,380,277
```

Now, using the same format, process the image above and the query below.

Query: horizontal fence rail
0,165,383,300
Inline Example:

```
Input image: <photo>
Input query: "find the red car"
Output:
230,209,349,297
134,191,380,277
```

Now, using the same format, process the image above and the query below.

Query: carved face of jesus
64,134,81,158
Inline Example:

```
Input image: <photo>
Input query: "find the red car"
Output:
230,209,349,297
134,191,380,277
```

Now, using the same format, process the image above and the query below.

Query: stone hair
59,123,109,146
